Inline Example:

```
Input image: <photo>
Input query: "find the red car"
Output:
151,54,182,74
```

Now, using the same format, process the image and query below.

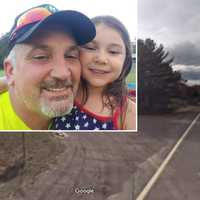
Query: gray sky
138,0,200,85
0,0,136,40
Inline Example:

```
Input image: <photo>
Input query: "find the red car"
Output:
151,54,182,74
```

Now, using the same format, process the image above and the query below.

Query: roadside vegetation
0,69,4,77
127,66,136,83
138,38,200,114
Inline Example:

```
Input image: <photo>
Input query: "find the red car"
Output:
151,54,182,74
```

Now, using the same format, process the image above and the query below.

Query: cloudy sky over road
138,0,200,85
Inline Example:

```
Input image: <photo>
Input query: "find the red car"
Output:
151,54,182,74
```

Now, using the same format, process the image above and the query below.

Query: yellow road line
136,113,200,200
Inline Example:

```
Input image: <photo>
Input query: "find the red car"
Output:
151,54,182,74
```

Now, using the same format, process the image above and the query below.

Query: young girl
0,16,136,130
52,16,136,130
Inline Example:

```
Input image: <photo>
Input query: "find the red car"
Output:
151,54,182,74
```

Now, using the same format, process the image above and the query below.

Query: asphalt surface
145,114,200,200
0,110,198,200
135,111,198,196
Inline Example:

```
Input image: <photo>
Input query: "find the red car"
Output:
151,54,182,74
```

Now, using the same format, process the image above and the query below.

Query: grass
126,64,136,83
0,69,4,77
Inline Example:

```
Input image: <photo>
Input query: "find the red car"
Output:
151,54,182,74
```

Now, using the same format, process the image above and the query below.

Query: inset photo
0,0,137,131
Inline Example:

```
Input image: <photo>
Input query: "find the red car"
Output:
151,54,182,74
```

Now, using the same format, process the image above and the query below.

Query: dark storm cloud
169,41,200,65
139,0,200,68
181,70,200,81
179,70,200,85
173,65,200,84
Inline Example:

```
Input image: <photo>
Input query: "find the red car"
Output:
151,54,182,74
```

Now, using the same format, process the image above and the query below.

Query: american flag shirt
51,101,121,130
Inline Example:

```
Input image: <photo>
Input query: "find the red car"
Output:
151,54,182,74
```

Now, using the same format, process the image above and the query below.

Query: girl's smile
80,23,126,89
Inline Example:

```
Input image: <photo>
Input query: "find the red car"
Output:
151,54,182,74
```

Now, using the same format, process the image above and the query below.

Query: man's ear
3,59,15,86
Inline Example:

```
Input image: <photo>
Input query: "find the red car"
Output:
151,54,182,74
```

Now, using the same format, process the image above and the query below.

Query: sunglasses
9,4,58,41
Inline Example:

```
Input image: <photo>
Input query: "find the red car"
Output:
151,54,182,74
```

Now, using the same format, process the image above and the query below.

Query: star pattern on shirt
61,116,66,122
84,122,89,127
52,105,114,130
75,116,79,121
102,123,107,129
65,123,71,128
75,124,80,130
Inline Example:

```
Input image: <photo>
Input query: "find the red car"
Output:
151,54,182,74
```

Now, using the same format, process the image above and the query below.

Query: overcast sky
138,0,200,85
0,0,136,40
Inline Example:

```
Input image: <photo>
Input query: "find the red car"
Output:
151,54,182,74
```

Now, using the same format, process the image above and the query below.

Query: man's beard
39,78,75,118
40,94,74,118
17,78,76,119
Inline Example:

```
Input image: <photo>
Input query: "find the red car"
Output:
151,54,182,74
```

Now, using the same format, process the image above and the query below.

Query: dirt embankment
0,133,137,200
0,133,66,200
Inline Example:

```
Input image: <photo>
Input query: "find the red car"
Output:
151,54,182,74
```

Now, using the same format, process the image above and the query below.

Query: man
0,4,96,130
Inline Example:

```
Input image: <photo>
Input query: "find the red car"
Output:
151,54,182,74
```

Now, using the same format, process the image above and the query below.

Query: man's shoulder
0,91,9,104
0,91,31,130
0,91,12,122
0,92,11,130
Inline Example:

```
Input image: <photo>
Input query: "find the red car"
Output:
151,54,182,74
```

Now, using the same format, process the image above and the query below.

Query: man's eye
65,54,79,59
33,55,49,60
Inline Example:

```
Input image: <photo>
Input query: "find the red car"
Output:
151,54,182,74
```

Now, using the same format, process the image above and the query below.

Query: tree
138,38,182,113
0,33,9,69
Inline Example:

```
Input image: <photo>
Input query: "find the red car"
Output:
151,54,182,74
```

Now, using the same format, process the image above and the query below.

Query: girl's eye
109,50,121,54
81,45,96,51
86,46,96,50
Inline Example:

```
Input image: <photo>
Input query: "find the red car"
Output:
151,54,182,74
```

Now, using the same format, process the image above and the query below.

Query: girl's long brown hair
81,16,133,128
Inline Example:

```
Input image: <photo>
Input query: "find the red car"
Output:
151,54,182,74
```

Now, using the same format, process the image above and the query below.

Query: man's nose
50,59,71,80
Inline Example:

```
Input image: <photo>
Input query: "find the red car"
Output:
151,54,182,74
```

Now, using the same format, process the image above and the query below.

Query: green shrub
0,69,4,77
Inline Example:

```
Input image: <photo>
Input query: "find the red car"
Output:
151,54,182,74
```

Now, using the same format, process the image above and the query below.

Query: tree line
0,33,9,68
138,38,200,113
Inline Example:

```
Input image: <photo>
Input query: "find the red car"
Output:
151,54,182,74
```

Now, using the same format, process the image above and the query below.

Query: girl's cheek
79,52,86,64
80,53,92,65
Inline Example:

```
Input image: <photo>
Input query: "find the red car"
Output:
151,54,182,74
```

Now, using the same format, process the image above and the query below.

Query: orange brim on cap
9,9,96,47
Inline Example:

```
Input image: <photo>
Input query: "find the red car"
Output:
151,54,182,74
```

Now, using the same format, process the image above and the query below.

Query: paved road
0,110,198,200
134,111,198,197
143,113,200,200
